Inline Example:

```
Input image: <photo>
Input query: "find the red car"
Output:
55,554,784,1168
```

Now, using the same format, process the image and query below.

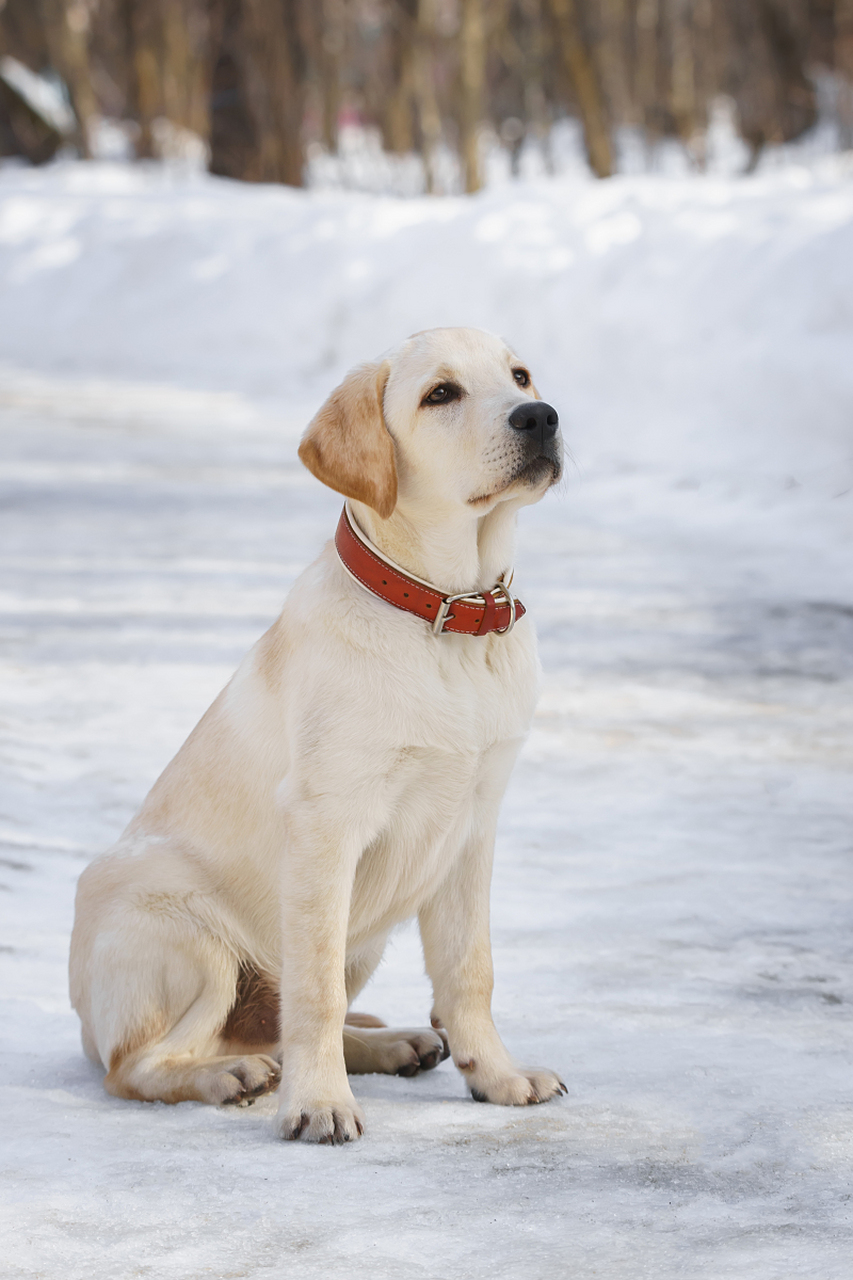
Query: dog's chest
396,626,538,752
346,638,537,937
347,741,504,938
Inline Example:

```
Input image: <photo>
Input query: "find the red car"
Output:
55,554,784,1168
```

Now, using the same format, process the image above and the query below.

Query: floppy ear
298,360,397,519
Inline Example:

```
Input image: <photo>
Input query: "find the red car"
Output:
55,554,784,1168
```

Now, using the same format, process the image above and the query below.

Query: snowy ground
1,161,852,1278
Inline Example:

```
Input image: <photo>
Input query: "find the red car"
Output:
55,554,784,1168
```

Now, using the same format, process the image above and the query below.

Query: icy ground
1,161,852,1278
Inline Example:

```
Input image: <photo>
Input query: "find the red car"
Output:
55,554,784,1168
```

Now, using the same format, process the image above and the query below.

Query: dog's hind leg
108,1044,281,1105
71,873,280,1106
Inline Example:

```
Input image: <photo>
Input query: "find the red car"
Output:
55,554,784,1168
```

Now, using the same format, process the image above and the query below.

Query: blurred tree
0,0,61,162
384,0,417,156
838,0,853,146
458,0,486,190
209,0,303,183
412,0,443,189
317,0,345,154
127,0,213,158
548,0,613,175
0,0,845,183
721,0,816,168
38,0,98,155
668,0,700,159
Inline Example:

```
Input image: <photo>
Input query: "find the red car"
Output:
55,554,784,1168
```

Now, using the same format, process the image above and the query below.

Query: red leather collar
334,505,526,637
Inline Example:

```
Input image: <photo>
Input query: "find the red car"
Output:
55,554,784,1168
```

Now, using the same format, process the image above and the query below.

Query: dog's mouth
468,452,561,508
516,453,562,488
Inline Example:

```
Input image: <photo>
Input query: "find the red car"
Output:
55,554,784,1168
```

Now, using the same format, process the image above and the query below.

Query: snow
1,158,852,1278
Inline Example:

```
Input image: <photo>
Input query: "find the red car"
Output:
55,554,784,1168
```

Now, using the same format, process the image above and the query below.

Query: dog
69,326,566,1143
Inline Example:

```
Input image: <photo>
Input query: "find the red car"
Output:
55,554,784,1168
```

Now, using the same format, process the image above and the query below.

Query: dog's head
298,327,562,520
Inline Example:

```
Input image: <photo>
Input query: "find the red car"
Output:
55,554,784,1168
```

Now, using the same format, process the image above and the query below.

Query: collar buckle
432,580,517,637
432,590,486,636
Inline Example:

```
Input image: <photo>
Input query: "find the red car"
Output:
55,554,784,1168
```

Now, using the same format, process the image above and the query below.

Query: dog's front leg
275,798,368,1144
420,851,566,1107
419,748,566,1109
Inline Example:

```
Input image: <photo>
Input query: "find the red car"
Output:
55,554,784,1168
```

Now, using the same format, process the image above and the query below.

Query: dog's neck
350,500,520,596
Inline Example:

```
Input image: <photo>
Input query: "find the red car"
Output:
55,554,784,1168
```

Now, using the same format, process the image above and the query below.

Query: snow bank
1,157,852,487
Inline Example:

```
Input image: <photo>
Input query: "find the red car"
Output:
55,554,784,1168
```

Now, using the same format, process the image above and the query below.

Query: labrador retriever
69,326,566,1143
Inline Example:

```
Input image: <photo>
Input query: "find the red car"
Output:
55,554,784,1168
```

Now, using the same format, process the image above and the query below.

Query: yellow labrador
70,326,565,1143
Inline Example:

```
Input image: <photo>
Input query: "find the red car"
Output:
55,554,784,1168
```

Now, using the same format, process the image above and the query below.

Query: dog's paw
276,1096,365,1144
392,1027,450,1076
216,1055,282,1106
343,1025,450,1076
464,1065,566,1107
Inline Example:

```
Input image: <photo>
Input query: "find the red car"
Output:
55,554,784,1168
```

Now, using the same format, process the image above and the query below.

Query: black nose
508,401,559,445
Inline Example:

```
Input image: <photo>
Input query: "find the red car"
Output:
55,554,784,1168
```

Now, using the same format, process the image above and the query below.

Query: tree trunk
837,0,853,149
547,0,613,177
458,0,486,192
520,0,554,173
635,0,661,145
413,0,443,191
599,0,632,127
319,0,344,153
39,0,99,156
160,0,211,144
668,0,702,164
127,0,213,161
128,0,163,157
237,0,304,184
384,0,416,155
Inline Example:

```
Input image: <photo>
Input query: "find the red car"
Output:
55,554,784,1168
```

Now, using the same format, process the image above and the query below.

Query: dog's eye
512,368,531,388
422,383,460,406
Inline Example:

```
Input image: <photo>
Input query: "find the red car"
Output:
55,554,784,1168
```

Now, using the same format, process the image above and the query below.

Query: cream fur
69,326,566,1144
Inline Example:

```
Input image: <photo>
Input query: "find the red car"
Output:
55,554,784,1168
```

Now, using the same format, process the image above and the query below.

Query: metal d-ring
491,580,517,635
